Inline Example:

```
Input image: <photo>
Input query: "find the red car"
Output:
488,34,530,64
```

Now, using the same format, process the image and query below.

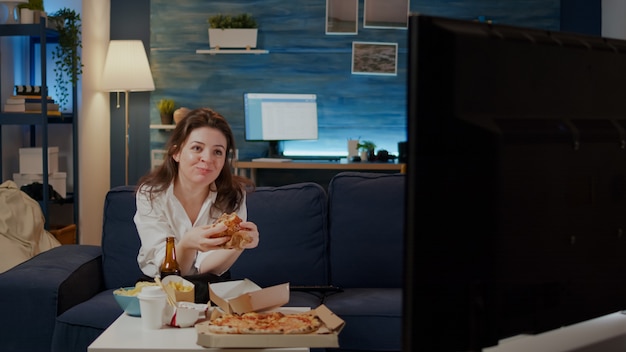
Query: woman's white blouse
134,183,247,277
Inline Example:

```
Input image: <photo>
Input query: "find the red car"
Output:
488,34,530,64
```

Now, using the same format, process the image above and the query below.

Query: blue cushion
286,291,324,308
323,288,402,351
230,183,329,287
101,185,144,290
328,172,405,288
52,290,122,352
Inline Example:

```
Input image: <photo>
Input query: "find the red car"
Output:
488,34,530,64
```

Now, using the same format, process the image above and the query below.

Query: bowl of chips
113,281,159,316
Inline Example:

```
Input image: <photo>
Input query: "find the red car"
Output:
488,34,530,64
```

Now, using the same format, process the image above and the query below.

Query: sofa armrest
0,245,103,352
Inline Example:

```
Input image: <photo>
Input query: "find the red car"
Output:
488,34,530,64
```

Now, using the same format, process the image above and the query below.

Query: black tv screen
404,14,626,351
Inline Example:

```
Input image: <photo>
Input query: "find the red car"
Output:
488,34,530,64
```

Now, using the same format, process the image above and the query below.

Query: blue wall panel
149,0,559,160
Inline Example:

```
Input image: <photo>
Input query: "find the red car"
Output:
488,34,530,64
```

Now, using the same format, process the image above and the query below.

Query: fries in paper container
161,275,194,303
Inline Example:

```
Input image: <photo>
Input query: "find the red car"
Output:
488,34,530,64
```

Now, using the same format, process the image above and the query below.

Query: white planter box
208,28,258,49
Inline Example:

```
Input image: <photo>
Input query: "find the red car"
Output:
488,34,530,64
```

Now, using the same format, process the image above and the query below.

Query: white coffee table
88,313,309,352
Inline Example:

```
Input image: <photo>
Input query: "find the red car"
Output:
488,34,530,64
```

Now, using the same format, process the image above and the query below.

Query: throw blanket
0,180,60,273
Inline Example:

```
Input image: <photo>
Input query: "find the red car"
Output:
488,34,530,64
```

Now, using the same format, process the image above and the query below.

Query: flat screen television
243,93,318,157
404,14,626,351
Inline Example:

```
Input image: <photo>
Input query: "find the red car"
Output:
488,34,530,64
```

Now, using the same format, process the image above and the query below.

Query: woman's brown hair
137,108,253,214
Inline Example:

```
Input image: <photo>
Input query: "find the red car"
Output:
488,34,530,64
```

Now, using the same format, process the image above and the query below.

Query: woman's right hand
181,223,231,252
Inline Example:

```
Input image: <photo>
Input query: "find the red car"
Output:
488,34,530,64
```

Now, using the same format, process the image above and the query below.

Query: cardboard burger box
196,279,344,348
208,278,289,314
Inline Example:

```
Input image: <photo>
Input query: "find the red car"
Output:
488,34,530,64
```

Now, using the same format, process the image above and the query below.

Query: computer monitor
244,93,319,157
405,14,626,351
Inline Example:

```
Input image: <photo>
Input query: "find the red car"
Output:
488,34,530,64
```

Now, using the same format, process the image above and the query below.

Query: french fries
113,281,158,296
168,280,193,292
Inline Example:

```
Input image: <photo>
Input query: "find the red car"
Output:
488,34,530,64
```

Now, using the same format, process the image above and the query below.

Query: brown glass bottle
160,236,181,278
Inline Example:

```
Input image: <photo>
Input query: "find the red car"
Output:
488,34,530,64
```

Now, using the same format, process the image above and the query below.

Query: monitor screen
243,93,319,142
404,14,626,351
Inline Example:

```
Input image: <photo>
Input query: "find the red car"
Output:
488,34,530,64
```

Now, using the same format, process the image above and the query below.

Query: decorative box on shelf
19,146,59,174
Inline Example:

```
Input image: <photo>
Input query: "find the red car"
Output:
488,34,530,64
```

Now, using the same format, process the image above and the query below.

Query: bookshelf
0,20,79,233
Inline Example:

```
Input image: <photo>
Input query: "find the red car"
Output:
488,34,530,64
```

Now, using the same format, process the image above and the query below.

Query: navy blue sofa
0,171,404,352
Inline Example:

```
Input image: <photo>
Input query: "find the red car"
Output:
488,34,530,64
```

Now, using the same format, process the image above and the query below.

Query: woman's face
173,126,227,188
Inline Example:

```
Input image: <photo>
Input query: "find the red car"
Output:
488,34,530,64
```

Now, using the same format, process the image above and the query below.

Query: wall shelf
196,49,269,55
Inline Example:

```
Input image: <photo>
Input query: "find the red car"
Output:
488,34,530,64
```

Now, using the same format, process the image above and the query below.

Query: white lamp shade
101,40,155,92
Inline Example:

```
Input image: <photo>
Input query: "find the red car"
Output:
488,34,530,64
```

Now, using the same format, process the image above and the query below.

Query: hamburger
210,212,252,250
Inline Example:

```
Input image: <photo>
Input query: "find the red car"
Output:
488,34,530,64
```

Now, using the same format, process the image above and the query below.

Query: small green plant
157,98,176,115
356,140,376,152
18,0,44,11
51,8,82,112
208,13,257,29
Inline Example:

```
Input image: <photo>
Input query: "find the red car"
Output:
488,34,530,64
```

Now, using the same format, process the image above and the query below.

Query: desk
88,313,308,352
234,160,405,184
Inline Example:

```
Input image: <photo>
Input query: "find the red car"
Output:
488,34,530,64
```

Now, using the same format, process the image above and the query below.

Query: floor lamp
101,40,155,185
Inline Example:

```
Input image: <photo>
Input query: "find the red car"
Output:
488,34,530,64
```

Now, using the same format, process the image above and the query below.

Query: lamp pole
124,90,130,185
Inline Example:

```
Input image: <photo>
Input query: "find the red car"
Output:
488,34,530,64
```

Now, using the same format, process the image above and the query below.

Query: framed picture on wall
351,41,398,76
363,0,409,29
151,149,167,170
326,0,358,35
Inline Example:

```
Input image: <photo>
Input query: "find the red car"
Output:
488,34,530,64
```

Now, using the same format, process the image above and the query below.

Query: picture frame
363,0,409,29
326,0,358,35
151,149,167,170
351,41,398,76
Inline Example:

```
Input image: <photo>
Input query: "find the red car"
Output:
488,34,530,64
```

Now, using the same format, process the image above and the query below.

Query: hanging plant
50,8,83,112
17,0,44,11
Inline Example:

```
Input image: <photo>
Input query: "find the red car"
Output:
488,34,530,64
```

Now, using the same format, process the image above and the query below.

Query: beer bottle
160,236,181,278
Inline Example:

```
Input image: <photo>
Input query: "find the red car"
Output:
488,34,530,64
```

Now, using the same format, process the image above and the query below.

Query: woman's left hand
239,221,259,249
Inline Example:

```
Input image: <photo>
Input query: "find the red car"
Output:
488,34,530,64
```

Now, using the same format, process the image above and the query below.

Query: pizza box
161,275,194,303
209,279,289,314
195,305,344,348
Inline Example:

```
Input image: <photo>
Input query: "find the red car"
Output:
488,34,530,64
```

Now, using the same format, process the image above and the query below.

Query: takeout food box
209,279,289,314
195,305,344,348
161,275,194,303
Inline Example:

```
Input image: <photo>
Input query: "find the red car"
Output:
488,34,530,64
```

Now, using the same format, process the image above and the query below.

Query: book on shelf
5,97,25,104
4,104,26,112
25,102,59,111
24,110,62,116
9,95,53,102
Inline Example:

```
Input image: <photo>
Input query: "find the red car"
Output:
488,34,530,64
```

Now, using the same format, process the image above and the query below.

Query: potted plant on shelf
50,7,82,112
156,98,176,124
357,140,377,161
18,0,44,24
207,13,258,50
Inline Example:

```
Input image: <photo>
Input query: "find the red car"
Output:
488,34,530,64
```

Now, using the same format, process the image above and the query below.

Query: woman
134,108,259,302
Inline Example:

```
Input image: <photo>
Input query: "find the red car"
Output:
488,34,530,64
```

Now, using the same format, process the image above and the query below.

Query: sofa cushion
52,289,121,352
230,182,329,287
328,172,405,288
323,288,402,351
102,185,144,290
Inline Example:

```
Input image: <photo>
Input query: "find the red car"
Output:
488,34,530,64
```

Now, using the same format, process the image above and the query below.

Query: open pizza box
196,304,345,348
208,279,289,314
